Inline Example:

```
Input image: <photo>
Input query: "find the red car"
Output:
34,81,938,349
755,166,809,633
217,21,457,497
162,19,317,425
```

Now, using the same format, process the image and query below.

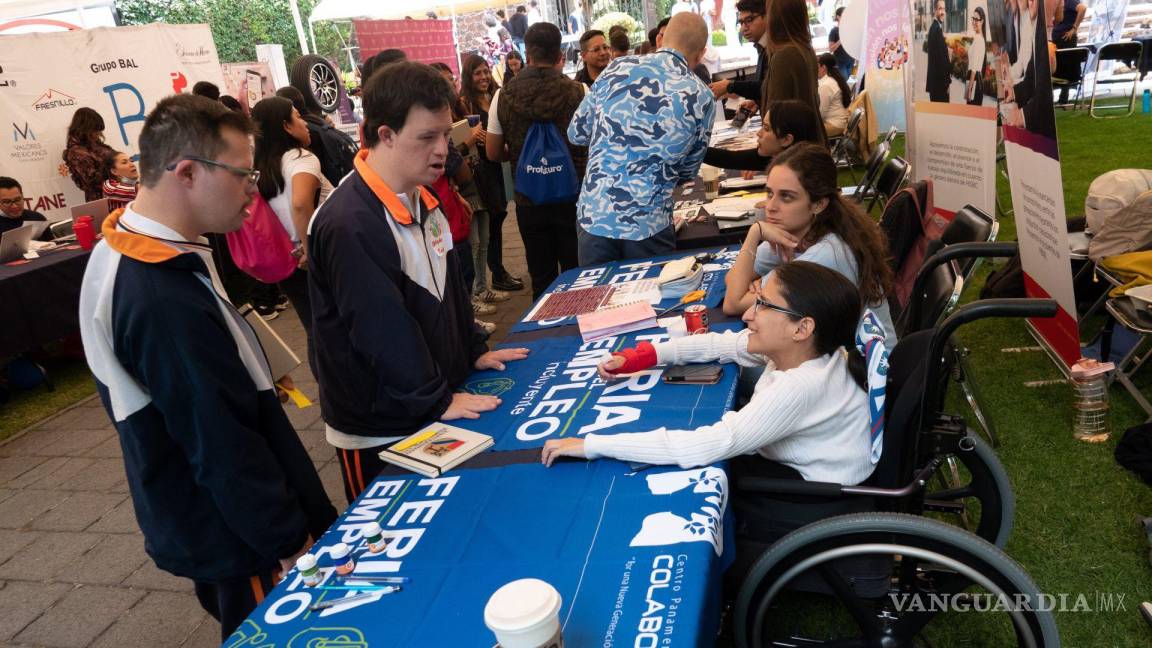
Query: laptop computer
71,198,111,235
0,224,39,263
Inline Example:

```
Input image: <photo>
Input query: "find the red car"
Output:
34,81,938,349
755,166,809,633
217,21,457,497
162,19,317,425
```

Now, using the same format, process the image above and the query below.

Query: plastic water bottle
1071,358,1114,442
1143,89,1151,114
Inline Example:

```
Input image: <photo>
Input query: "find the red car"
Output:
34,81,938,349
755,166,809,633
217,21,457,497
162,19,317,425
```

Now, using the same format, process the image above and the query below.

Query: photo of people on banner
911,0,1056,136
911,0,996,106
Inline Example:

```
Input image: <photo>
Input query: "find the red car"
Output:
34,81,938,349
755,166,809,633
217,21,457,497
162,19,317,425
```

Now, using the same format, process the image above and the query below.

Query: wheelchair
731,246,1061,646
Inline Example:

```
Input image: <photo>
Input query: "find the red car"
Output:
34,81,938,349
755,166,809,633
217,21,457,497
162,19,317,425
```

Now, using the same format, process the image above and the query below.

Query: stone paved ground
0,211,533,647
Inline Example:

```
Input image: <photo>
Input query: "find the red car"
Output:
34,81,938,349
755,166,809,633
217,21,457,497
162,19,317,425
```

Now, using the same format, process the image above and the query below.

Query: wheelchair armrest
734,477,846,498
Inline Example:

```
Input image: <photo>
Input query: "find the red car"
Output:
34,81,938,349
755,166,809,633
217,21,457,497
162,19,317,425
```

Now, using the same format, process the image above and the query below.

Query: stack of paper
704,195,763,220
576,301,658,343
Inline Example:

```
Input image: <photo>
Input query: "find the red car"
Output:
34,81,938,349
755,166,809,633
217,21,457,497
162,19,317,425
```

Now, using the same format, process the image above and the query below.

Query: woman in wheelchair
721,142,898,349
541,260,881,489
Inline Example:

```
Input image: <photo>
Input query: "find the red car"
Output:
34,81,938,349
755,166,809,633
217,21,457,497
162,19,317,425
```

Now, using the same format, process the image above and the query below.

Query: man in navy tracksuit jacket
78,95,336,640
308,62,529,502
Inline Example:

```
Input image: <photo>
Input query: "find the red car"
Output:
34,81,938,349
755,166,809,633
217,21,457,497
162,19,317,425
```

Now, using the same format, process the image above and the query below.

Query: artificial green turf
933,107,1152,646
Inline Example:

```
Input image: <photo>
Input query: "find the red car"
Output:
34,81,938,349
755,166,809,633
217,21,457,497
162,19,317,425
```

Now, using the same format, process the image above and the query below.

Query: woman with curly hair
62,107,115,201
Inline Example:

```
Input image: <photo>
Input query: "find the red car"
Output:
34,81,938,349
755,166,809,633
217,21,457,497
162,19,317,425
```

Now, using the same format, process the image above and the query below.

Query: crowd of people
39,1,906,639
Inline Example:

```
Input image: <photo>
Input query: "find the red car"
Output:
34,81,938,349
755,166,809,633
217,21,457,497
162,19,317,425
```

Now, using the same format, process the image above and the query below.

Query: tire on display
291,54,340,114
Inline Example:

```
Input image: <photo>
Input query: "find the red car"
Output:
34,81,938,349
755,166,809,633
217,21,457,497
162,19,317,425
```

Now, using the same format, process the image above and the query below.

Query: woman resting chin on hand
541,260,882,489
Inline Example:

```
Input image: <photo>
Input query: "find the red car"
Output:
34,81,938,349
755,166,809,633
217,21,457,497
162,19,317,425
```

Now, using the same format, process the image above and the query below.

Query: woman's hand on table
597,354,626,382
443,392,502,420
542,438,587,466
474,347,530,371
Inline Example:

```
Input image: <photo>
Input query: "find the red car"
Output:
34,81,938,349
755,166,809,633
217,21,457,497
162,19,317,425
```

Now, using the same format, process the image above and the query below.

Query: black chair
1090,41,1144,118
830,107,865,181
1052,46,1090,109
843,141,889,205
942,204,1000,280
866,154,910,213
882,124,899,147
733,293,1060,647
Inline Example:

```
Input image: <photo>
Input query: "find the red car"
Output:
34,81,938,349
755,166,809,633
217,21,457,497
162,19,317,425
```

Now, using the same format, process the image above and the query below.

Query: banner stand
1026,321,1074,380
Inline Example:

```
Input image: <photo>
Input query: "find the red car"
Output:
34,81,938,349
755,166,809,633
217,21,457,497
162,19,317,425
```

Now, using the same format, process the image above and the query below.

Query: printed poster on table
0,23,226,221
226,460,734,646
991,0,1078,365
865,0,910,134
906,0,998,218
460,328,742,451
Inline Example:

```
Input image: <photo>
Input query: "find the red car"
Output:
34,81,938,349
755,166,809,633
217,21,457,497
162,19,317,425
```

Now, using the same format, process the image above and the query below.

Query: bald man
568,13,715,265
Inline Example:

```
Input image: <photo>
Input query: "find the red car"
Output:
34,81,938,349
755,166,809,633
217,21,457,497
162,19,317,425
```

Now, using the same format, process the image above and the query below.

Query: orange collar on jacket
101,208,202,264
353,149,440,225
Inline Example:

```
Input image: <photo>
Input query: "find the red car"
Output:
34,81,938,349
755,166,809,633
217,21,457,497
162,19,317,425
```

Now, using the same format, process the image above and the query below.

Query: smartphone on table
662,364,723,385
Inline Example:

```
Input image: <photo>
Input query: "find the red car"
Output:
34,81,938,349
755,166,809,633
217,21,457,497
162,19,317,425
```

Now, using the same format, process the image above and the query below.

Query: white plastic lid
484,578,562,633
363,521,383,536
295,554,317,571
330,542,350,559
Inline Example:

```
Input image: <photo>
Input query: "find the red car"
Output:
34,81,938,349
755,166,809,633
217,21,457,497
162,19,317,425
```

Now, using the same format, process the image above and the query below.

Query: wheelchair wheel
735,513,1059,648
924,433,1015,547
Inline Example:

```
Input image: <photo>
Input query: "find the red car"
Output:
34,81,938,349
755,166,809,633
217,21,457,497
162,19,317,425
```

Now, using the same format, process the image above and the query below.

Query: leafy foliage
118,0,349,69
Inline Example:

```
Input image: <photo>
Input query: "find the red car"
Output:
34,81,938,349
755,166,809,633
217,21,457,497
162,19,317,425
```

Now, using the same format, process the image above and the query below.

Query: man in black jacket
487,22,587,299
308,62,529,503
709,0,769,104
926,0,952,102
78,94,337,641
0,177,51,239
509,5,529,57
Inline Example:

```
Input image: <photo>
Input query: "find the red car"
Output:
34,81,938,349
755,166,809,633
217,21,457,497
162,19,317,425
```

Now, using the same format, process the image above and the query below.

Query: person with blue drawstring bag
486,21,588,299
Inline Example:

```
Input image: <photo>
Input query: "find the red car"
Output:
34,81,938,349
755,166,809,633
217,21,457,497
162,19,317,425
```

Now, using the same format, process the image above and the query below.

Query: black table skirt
0,246,90,358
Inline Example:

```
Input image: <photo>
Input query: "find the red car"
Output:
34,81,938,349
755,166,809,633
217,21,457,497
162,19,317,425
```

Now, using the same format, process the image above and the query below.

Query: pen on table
308,587,401,611
316,584,403,592
339,575,410,584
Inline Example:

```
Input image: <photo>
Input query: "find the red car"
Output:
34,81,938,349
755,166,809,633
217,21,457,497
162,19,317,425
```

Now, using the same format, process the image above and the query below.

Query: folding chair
866,155,911,213
1100,297,1152,420
829,107,865,181
943,204,1000,281
1052,47,1090,109
882,125,899,147
1090,41,1144,118
843,141,889,204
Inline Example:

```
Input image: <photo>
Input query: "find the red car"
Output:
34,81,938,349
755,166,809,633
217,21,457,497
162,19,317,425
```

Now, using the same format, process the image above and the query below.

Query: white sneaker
475,319,497,334
473,300,497,315
477,289,511,303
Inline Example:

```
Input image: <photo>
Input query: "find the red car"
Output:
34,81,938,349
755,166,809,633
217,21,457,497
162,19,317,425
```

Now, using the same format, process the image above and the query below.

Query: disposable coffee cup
484,578,564,648
700,165,721,200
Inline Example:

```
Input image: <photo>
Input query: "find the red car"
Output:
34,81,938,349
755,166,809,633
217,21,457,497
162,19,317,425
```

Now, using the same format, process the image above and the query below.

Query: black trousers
335,446,388,504
194,568,280,641
516,202,579,299
279,267,314,370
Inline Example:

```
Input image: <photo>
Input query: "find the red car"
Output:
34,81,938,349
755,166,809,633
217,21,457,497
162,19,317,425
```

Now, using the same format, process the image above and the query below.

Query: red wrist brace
609,342,658,374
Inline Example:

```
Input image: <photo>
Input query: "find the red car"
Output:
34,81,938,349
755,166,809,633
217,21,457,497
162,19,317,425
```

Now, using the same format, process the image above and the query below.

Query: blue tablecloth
226,460,734,647
511,245,740,334
462,326,743,451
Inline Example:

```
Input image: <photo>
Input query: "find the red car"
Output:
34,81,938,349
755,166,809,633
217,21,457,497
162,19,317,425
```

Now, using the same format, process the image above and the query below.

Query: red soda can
684,304,709,335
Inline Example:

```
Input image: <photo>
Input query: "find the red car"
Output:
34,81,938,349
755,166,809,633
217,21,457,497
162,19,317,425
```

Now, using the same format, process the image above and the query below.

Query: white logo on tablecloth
629,467,727,556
